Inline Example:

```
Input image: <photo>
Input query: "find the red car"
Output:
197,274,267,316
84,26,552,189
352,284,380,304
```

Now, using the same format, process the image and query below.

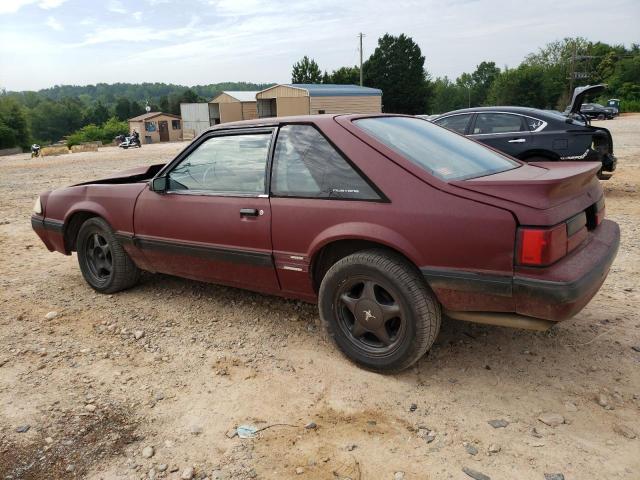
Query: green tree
130,101,145,117
456,72,474,108
364,34,431,114
0,95,30,148
471,61,501,105
329,66,360,84
181,88,200,103
430,76,469,113
159,95,170,112
291,56,322,83
84,100,111,125
114,97,131,120
30,97,83,143
487,65,550,108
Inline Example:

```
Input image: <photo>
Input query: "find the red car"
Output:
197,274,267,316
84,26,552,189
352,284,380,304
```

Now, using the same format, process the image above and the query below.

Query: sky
0,0,638,91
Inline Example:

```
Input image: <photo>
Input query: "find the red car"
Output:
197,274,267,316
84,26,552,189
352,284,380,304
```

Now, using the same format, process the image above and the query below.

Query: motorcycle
31,144,41,158
118,132,142,149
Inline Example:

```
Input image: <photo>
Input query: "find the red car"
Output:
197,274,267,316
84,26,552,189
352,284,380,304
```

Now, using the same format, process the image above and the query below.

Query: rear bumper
422,219,620,324
513,219,619,320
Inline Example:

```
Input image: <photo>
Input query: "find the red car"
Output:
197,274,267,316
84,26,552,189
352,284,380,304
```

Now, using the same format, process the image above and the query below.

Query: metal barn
209,91,259,124
255,84,382,118
179,103,211,139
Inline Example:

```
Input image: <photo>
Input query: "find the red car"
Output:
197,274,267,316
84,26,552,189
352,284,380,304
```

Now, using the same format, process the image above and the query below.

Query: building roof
288,84,382,97
212,91,259,103
128,111,181,122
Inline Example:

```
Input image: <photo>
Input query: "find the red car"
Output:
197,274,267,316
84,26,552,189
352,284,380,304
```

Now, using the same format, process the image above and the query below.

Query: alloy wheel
85,232,113,280
335,276,406,355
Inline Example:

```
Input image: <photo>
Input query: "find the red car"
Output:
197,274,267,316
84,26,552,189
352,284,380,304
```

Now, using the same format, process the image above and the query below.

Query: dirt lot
1,116,639,480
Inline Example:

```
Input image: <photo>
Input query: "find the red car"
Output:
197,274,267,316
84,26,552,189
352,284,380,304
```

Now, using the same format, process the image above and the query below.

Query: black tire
597,113,605,120
318,249,441,372
76,217,140,293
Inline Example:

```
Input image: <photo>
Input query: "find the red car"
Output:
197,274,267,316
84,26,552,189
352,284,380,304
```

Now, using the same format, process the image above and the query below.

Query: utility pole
568,42,577,96
358,32,365,86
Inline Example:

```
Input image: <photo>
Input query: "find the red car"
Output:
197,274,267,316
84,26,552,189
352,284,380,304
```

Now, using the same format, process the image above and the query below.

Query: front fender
46,183,147,236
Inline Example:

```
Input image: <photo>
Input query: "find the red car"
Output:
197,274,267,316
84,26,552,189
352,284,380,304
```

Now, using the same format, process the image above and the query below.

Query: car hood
74,163,166,186
451,162,601,210
568,84,607,114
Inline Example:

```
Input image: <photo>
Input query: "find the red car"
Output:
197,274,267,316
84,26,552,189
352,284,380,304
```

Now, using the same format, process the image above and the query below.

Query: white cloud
0,0,66,14
74,23,201,47
0,0,37,14
45,16,63,31
2,0,640,91
39,0,67,9
107,0,127,14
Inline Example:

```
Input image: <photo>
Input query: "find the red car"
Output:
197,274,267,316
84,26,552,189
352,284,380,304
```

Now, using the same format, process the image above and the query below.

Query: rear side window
271,125,380,200
434,114,472,134
354,116,519,181
472,113,525,134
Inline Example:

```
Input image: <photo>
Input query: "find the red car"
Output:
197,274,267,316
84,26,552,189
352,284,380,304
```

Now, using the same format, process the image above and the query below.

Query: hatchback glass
355,116,519,181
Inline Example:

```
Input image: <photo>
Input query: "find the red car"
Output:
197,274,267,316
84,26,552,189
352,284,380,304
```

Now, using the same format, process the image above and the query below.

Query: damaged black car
431,85,616,179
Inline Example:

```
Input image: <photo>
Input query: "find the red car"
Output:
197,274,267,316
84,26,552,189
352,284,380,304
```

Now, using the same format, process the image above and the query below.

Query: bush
101,117,129,141
620,100,640,113
66,117,128,147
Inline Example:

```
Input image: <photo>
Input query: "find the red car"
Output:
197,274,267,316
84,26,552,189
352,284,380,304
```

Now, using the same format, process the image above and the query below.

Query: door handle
508,138,526,143
240,208,260,217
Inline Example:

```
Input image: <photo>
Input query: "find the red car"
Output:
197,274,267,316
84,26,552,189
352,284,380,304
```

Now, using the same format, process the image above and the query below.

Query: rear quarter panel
271,119,518,310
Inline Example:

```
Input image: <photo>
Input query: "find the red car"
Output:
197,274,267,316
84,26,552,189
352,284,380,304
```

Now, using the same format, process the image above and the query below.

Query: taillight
589,196,606,229
517,224,567,266
596,206,605,226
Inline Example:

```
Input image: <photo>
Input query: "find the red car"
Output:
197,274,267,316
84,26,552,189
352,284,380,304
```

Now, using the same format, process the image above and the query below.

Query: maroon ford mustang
31,114,620,371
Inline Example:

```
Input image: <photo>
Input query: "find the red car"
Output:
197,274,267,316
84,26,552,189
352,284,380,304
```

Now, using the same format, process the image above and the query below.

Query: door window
434,114,472,134
167,132,271,194
472,113,525,134
271,125,380,200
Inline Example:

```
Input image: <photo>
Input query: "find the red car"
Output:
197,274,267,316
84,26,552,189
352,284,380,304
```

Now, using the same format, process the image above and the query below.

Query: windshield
354,116,519,181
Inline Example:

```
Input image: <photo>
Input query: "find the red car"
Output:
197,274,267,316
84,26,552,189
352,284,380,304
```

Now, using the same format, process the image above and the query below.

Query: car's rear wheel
597,113,605,120
319,249,440,372
76,217,140,293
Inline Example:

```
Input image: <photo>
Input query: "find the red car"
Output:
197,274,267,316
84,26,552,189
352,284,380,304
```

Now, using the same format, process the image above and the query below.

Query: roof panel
128,111,181,121
222,91,258,102
288,84,382,97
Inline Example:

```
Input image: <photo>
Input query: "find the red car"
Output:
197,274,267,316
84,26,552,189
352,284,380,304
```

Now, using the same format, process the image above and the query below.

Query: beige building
209,91,259,124
256,84,382,118
128,112,182,144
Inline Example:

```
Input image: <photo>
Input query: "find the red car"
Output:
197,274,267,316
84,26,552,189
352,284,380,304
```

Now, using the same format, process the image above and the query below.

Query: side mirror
150,176,167,193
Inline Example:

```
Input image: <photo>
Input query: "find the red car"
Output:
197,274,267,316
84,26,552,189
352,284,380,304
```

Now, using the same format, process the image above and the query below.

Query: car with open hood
31,114,619,372
432,85,617,179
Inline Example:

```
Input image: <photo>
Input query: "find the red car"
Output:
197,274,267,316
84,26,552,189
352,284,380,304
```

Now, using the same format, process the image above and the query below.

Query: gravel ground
1,115,639,480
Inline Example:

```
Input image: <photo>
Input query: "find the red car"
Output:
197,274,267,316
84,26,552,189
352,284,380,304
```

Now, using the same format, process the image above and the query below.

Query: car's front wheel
319,249,441,372
76,217,140,293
